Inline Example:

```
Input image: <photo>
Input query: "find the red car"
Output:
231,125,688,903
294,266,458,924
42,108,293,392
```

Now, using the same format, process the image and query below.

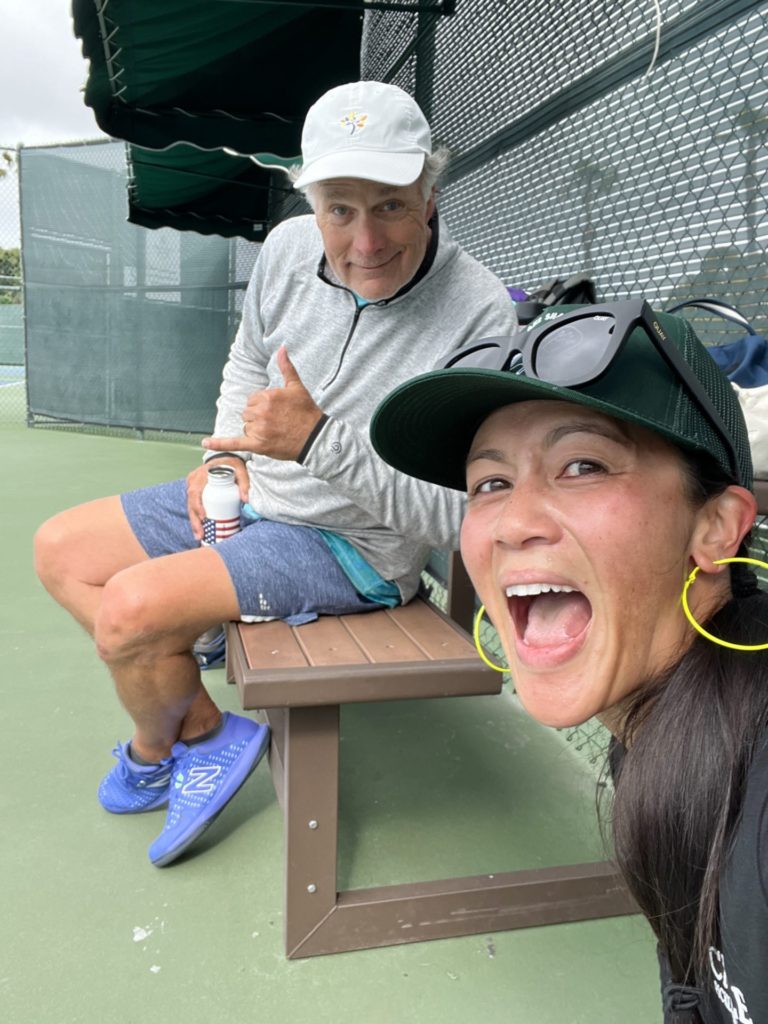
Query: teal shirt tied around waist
243,504,400,608
315,529,401,608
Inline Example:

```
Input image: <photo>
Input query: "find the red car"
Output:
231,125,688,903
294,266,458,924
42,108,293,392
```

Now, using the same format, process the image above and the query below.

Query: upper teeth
505,583,576,597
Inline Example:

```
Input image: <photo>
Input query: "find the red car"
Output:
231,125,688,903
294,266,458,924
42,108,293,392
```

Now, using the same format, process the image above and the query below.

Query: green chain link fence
0,146,24,426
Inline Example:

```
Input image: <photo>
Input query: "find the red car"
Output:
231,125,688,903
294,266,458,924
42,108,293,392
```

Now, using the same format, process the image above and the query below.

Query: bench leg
272,704,637,959
277,705,340,956
225,622,236,684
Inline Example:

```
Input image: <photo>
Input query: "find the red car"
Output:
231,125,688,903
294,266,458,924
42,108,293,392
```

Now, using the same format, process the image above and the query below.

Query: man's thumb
277,345,302,387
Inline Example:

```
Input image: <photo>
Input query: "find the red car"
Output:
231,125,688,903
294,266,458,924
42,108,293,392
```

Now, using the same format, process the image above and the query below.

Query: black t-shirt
610,738,768,1023
697,736,768,1023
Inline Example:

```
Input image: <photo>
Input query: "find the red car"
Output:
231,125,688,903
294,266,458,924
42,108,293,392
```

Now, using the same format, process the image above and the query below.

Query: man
34,80,518,868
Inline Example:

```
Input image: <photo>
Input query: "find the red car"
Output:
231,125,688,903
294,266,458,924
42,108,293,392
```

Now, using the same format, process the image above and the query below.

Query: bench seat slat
387,601,477,659
292,615,369,667
338,608,429,663
240,619,307,671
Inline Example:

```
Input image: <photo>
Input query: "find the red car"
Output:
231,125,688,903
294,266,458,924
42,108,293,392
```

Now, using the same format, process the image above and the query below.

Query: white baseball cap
293,80,432,189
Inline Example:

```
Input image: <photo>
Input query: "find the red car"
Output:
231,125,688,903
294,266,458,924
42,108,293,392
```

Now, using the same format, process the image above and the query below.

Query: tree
0,247,21,304
0,152,20,303
0,149,13,180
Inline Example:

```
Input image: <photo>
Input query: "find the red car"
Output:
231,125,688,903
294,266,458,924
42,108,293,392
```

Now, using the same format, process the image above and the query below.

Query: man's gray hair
290,146,451,210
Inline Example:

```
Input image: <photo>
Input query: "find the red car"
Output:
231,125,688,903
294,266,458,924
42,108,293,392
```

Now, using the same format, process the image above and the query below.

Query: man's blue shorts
120,478,378,625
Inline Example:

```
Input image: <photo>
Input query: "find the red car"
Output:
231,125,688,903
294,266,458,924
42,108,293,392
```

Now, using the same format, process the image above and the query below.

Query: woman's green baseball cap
370,303,753,492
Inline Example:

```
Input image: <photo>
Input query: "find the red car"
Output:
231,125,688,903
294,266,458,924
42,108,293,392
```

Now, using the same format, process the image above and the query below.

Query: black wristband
202,451,246,464
297,414,330,464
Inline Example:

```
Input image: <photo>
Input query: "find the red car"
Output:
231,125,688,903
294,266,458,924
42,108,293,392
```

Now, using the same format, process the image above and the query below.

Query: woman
370,299,768,1023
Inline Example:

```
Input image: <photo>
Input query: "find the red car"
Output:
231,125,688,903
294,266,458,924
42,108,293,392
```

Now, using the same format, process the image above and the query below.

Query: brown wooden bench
226,548,636,958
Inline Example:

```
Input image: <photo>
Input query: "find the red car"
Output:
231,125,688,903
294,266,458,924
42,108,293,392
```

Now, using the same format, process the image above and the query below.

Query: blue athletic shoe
98,742,174,814
148,712,270,867
192,626,227,670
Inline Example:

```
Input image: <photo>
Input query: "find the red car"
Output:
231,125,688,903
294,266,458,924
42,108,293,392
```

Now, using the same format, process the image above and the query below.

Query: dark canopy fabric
125,143,284,242
71,0,364,239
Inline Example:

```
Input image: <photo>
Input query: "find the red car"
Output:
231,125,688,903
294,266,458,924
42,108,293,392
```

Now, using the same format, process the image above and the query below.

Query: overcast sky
0,1,107,148
0,2,108,246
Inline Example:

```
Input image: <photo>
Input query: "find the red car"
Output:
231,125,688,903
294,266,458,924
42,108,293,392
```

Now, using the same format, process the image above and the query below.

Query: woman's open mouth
505,582,592,666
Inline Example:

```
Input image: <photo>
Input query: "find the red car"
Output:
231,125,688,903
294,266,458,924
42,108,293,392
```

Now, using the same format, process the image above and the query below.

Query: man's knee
94,570,196,664
94,573,159,663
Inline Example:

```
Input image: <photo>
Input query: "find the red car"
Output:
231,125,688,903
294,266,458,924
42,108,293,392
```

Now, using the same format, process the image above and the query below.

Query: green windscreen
0,304,22,364
21,141,261,434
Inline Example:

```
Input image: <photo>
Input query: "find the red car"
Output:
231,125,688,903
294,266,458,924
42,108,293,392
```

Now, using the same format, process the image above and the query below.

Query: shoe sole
100,793,169,814
149,728,270,867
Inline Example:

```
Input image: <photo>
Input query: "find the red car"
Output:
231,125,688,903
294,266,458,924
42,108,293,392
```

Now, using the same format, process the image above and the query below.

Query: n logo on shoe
177,764,222,796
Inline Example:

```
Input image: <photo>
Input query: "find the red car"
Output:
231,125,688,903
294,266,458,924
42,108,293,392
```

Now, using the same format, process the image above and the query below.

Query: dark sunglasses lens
443,340,512,370
532,315,617,386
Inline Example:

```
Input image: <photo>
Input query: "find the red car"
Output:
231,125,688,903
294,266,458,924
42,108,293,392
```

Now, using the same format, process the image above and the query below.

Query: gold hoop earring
473,605,509,672
681,556,768,651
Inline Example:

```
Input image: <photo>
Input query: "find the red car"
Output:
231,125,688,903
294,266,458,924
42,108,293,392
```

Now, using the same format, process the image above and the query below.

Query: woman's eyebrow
466,421,631,470
545,421,630,447
466,447,508,469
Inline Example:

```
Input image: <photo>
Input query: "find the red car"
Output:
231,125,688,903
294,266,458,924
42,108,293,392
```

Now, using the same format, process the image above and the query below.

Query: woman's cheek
460,508,491,600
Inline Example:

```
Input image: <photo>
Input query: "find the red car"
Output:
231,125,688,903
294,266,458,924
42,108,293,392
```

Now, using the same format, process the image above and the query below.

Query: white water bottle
201,464,242,546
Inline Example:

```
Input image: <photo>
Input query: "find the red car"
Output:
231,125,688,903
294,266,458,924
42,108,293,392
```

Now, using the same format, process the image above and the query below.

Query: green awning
71,0,365,239
125,144,287,242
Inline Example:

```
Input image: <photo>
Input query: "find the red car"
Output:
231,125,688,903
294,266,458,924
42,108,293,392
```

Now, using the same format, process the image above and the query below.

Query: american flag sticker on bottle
202,515,241,545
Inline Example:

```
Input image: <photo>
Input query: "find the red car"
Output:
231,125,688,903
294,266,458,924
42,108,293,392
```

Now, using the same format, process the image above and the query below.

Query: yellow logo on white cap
339,111,368,136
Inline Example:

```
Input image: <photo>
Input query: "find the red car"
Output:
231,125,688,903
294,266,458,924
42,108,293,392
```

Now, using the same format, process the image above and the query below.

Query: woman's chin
521,701,595,730
512,668,604,730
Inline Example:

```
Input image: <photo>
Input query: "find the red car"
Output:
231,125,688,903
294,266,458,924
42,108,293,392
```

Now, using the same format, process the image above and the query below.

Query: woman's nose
492,482,560,549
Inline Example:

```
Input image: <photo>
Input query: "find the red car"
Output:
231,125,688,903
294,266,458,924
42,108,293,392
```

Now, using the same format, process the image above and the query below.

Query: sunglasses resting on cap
369,299,753,493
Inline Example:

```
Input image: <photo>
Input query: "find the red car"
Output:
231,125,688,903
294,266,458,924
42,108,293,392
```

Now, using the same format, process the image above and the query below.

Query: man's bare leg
93,546,241,760
34,496,238,755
